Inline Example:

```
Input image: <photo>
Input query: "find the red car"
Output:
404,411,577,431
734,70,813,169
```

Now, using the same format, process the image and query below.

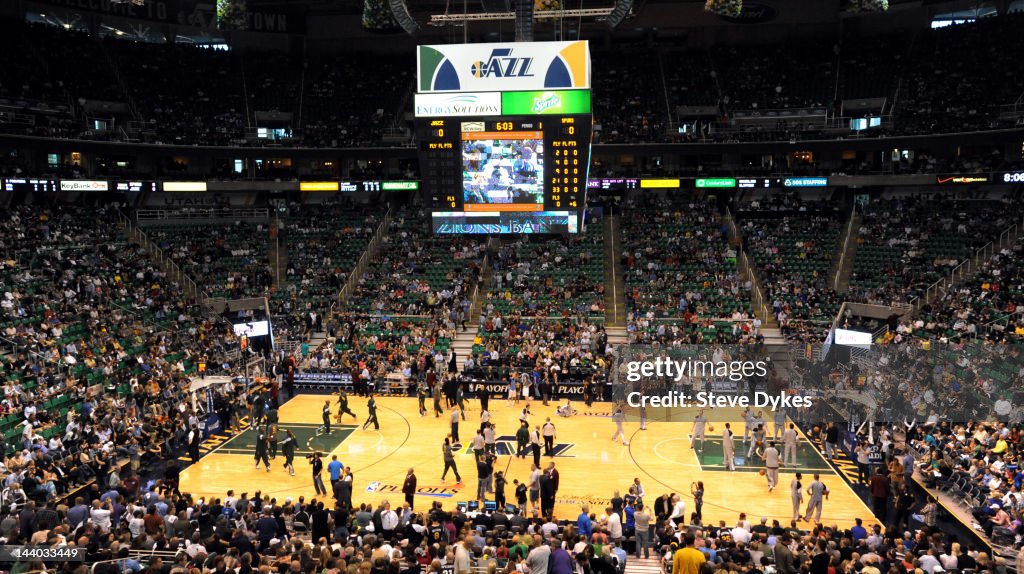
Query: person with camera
310,452,327,496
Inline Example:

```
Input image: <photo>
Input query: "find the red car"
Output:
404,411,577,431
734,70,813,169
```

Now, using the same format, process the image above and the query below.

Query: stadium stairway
604,213,627,327
832,211,861,294
606,325,629,348
916,218,1024,310
269,216,287,288
624,557,662,574
760,327,794,380
450,329,477,373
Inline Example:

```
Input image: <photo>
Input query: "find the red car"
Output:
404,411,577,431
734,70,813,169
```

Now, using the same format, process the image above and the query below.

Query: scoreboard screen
416,41,592,235
419,115,591,234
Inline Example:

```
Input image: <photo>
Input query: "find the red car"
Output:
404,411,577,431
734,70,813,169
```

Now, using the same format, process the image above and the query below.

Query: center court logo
461,435,576,457
365,481,462,498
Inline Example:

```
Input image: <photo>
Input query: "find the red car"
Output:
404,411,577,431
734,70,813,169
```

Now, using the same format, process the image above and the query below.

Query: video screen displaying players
461,131,544,211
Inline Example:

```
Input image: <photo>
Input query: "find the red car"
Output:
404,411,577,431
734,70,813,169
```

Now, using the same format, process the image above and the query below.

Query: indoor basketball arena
1,0,1024,573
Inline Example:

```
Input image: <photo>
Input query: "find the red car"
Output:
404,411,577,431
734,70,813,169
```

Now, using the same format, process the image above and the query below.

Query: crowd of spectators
111,40,248,146
483,228,605,319
292,208,486,384
4,15,1024,145
895,13,1024,135
0,201,249,516
468,224,608,383
0,196,1021,573
621,195,757,346
0,434,998,574
915,419,1024,546
148,222,274,301
591,51,666,144
737,198,843,343
713,39,836,114
273,201,380,339
301,52,410,148
849,196,1023,307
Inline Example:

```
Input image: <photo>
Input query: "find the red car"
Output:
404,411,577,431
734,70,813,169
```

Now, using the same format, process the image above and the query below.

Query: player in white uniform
773,409,787,440
723,422,736,471
791,473,804,522
691,410,708,451
763,441,780,492
748,424,766,461
804,474,830,523
611,407,628,445
782,423,799,466
742,407,756,444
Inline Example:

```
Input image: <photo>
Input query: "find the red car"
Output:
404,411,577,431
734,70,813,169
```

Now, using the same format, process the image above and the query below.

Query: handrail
331,209,391,319
911,215,1024,311
466,239,492,322
739,251,770,325
117,209,208,305
833,208,857,290
135,207,270,221
348,313,607,322
724,208,770,325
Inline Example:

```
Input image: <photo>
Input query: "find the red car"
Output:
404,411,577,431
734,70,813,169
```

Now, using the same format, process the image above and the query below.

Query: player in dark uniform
254,430,270,472
336,389,357,421
417,385,428,417
320,400,332,435
268,423,279,459
281,429,296,476
363,394,379,430
478,383,490,413
432,384,443,418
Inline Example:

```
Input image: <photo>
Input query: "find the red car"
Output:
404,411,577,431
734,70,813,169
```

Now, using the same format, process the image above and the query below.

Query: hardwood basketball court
179,394,877,529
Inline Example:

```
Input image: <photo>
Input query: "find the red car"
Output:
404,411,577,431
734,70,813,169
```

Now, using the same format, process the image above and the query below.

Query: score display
419,115,591,234
416,41,592,234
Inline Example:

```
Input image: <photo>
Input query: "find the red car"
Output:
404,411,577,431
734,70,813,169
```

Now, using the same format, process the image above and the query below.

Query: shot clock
415,41,593,235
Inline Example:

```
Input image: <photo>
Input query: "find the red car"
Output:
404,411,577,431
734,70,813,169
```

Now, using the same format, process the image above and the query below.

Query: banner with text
418,41,590,93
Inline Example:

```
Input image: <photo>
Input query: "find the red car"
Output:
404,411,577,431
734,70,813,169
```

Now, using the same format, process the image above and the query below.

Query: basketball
759,469,767,476
708,425,715,432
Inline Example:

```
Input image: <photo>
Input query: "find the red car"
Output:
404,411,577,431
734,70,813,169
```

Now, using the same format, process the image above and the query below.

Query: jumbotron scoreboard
415,41,592,234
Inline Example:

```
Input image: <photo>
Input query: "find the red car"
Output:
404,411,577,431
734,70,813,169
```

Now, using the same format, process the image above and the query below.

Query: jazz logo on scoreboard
418,41,590,93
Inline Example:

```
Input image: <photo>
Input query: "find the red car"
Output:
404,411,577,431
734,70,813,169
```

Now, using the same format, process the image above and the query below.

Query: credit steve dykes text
625,391,814,410
623,356,815,410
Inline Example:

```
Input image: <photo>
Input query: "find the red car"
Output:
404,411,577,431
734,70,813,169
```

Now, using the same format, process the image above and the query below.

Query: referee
542,418,556,456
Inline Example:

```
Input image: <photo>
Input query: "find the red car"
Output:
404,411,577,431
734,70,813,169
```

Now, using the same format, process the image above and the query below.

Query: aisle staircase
832,211,861,294
452,238,499,372
606,325,629,348
450,329,478,373
269,217,287,289
625,557,662,574
914,216,1024,310
604,213,627,327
